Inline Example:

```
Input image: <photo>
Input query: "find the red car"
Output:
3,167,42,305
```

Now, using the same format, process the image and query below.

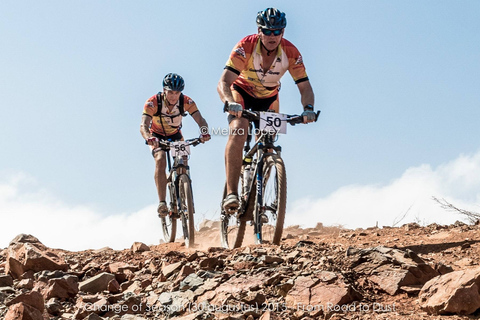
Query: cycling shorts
152,130,183,142
227,84,279,128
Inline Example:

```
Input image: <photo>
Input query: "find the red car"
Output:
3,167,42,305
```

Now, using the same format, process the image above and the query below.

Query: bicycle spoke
178,174,195,248
160,182,177,243
256,155,286,245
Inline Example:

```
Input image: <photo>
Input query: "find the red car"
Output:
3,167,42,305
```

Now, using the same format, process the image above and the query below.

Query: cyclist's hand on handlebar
200,133,211,143
226,102,243,118
146,136,159,148
301,110,316,123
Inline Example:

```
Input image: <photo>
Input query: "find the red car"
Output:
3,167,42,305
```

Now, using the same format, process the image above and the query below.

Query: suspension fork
254,145,266,239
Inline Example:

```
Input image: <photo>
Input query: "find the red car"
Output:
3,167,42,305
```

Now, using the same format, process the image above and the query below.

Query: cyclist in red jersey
218,8,317,211
141,73,210,218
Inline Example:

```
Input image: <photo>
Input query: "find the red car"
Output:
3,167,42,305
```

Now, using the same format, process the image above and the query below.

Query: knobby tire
160,181,177,243
255,154,287,245
220,165,255,249
178,174,195,248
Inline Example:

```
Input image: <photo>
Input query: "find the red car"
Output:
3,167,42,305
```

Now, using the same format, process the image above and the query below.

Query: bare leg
225,117,249,195
153,150,167,202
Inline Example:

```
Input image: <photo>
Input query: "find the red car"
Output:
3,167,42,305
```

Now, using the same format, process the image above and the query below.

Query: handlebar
223,102,321,125
244,109,321,125
157,138,201,150
148,137,202,152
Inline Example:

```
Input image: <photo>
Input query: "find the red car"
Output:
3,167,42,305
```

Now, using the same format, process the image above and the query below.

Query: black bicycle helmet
163,73,185,92
256,8,287,29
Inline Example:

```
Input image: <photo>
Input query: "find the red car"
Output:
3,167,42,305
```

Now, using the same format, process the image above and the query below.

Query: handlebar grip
315,110,321,122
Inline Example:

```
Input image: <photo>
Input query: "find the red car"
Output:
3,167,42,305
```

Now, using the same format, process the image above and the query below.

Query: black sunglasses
261,28,283,36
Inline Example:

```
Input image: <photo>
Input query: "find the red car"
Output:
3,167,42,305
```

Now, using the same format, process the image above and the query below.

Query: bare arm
191,111,208,131
191,111,211,142
217,69,239,104
140,114,159,147
297,80,315,110
140,114,153,140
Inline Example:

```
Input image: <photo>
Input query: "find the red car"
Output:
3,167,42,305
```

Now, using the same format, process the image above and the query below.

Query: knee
228,121,249,142
154,152,167,169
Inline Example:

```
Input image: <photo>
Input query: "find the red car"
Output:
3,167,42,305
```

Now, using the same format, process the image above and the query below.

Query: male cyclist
217,8,316,211
141,73,210,218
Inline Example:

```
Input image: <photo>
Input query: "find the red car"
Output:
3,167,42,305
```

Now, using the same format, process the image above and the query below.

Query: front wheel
255,154,287,245
160,181,177,243
220,164,255,249
178,174,195,248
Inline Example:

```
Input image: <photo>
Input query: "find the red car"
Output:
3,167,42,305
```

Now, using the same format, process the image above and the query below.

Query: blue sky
1,1,479,250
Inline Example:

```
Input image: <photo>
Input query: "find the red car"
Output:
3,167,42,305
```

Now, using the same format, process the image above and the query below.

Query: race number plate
259,112,287,134
171,141,191,157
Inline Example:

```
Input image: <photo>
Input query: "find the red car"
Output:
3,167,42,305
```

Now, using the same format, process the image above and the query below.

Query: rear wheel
178,174,195,248
255,154,286,245
160,181,177,243
220,166,254,249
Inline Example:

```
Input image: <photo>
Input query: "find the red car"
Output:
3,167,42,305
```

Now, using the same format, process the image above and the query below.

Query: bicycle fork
254,152,266,243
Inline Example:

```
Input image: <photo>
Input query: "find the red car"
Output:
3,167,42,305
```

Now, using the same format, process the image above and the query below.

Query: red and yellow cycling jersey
142,93,198,136
225,34,309,99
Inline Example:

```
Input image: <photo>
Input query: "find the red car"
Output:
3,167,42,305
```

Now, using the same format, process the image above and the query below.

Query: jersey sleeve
183,95,199,115
143,95,158,117
283,40,309,84
224,36,253,75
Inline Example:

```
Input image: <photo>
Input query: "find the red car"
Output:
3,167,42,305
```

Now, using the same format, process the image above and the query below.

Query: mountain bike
220,109,320,249
154,138,201,248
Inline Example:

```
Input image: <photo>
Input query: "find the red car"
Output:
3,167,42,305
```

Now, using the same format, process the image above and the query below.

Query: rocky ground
2,220,480,319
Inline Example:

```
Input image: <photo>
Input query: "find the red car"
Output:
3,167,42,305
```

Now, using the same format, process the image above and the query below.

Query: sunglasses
261,28,283,36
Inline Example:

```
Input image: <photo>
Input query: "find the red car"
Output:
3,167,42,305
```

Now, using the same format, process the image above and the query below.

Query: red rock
368,268,412,295
310,282,359,307
5,242,68,279
131,242,150,253
108,279,121,293
124,280,142,294
0,274,14,287
17,278,34,290
285,276,319,308
108,262,138,274
175,265,195,282
420,267,480,315
6,290,44,312
79,272,115,294
8,234,41,245
5,302,43,320
199,257,220,271
44,276,79,299
162,261,182,278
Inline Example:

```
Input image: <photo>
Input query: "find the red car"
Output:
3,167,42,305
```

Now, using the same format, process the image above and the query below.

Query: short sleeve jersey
225,34,309,99
142,93,198,136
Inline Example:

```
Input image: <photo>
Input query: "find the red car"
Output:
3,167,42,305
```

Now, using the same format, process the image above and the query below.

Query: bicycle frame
242,128,282,240
156,138,200,247
165,149,187,215
220,108,320,248
160,139,199,214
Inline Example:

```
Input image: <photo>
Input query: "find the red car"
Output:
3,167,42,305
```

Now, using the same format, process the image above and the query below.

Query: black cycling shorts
228,84,278,128
152,130,183,142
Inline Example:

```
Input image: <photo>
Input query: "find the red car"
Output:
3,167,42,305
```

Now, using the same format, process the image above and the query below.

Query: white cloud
0,173,162,251
286,151,480,229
